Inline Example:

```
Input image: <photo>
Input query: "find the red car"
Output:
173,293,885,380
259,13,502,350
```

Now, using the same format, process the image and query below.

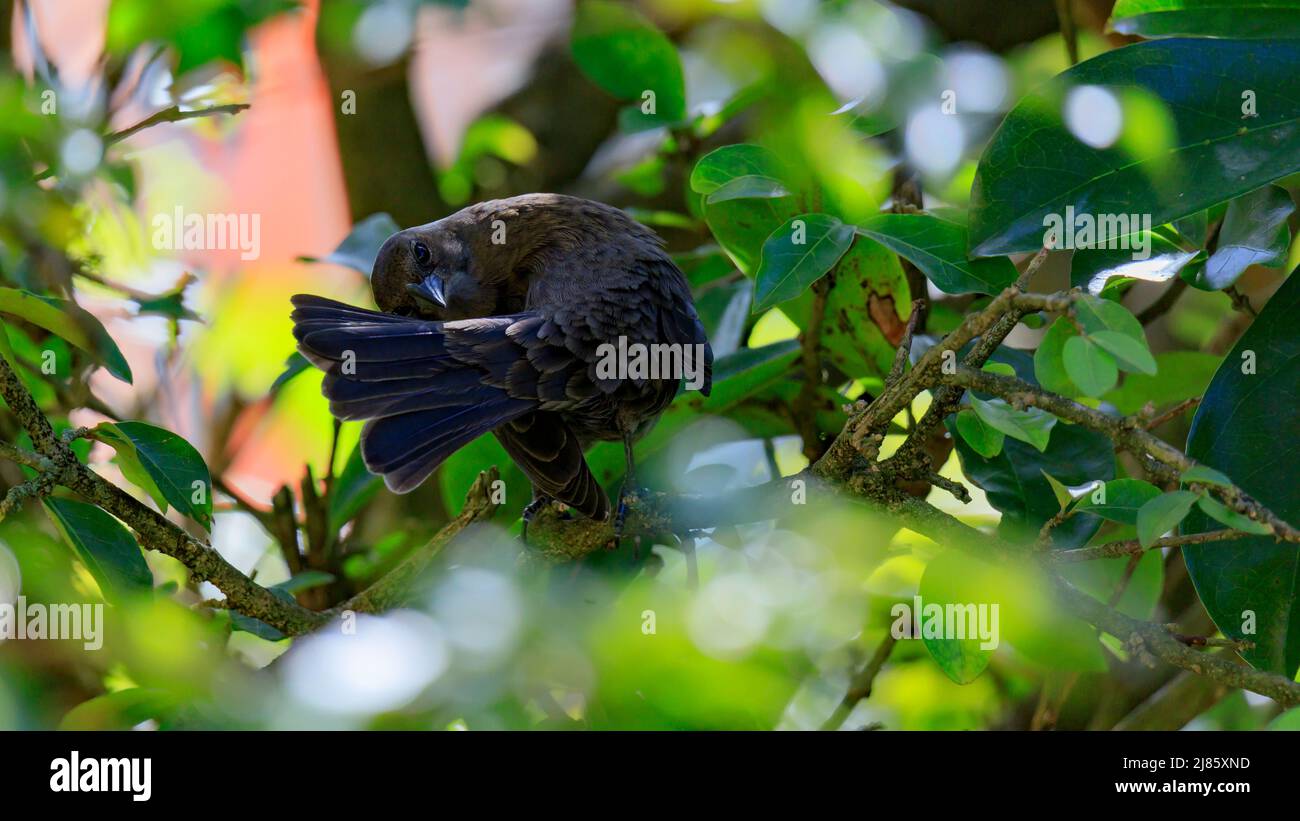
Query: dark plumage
291,193,712,527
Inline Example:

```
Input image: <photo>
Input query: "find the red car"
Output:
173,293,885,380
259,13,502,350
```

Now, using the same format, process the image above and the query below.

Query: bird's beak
406,274,446,309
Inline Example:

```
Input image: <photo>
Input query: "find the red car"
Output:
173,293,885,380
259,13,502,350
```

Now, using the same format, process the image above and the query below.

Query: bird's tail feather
290,295,535,493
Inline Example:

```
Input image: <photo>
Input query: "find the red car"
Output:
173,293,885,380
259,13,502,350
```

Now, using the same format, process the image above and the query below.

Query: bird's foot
520,496,555,546
606,485,650,551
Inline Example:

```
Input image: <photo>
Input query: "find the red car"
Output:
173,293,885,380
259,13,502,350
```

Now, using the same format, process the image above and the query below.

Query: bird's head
370,219,500,320
371,194,650,319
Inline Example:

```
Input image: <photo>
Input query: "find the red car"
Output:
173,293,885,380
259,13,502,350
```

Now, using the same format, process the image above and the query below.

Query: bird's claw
606,485,650,552
520,496,552,546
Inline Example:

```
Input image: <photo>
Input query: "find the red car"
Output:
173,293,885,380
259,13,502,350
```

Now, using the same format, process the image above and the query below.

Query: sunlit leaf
43,497,152,599
0,287,132,383
92,421,214,529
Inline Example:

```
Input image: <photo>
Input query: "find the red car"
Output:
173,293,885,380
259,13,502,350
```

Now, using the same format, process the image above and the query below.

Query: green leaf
59,688,178,730
1102,350,1221,414
918,551,994,684
1039,470,1077,512
107,0,297,75
955,409,1005,458
329,443,383,529
1108,0,1300,38
1073,478,1162,525
1070,231,1200,295
1089,329,1156,375
571,0,685,124
1074,295,1145,343
815,236,911,379
752,215,854,312
692,145,801,275
1184,269,1300,674
969,396,1056,452
1189,185,1294,291
705,175,790,204
951,346,1116,548
856,213,1017,295
1033,317,1084,398
690,145,790,197
0,287,132,383
270,351,311,394
1063,335,1119,396
952,422,1114,548
438,433,527,520
43,498,151,599
299,213,400,276
1174,210,1209,246
1136,490,1199,548
1196,494,1273,535
1061,547,1164,621
92,422,214,529
229,586,295,641
969,39,1300,256
1181,464,1233,487
271,570,336,595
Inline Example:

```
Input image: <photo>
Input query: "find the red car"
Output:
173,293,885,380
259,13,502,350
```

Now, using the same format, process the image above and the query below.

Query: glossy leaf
1070,231,1199,295
706,175,790,204
692,145,802,275
1108,0,1300,39
1184,269,1300,674
857,213,1017,295
93,421,214,529
1189,185,1294,291
43,498,151,599
1073,478,1161,525
1181,464,1232,487
970,39,1300,256
752,215,854,312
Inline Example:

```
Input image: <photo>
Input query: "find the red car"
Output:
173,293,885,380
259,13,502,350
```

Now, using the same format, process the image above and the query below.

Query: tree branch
104,103,250,146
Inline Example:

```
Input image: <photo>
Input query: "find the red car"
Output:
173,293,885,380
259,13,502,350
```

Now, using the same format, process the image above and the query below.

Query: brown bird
291,194,712,535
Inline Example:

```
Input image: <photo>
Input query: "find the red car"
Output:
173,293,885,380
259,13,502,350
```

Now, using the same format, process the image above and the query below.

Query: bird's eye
411,241,432,269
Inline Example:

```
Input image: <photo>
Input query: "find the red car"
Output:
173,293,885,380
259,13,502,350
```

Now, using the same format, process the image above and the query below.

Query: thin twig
1145,397,1200,430
821,634,897,730
104,103,250,146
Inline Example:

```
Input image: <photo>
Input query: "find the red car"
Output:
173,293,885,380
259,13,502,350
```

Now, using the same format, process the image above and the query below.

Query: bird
290,193,713,538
